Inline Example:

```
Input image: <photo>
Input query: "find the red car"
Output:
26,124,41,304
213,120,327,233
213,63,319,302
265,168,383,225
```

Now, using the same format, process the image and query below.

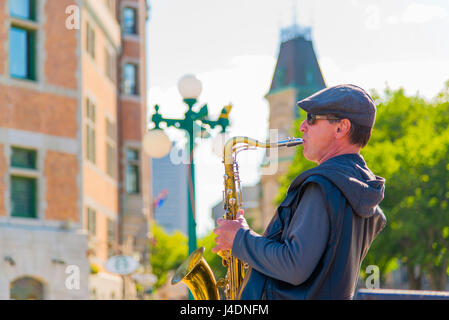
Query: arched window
10,276,44,300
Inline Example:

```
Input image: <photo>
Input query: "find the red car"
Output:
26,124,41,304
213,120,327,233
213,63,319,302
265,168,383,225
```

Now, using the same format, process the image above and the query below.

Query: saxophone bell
171,247,220,300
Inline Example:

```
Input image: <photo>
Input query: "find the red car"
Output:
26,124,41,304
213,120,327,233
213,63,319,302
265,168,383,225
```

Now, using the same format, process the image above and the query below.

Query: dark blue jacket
233,154,386,299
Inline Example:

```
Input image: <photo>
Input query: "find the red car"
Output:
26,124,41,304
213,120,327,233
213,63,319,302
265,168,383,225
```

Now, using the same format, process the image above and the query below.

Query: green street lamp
143,74,232,258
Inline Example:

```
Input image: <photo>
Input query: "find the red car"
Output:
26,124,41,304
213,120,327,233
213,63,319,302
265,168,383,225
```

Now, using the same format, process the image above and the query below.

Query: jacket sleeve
232,183,330,286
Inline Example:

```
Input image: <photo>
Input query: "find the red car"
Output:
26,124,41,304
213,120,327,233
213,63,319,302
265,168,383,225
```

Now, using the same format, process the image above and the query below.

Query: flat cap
297,84,376,128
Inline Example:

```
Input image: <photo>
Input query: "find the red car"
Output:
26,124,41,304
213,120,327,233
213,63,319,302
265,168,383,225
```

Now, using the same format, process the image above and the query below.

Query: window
10,0,36,21
105,0,116,16
123,7,137,35
9,0,37,81
126,149,139,194
107,218,116,256
126,165,139,194
86,98,96,163
86,22,96,59
123,63,138,95
105,119,116,178
126,149,139,161
105,48,116,83
10,148,38,219
106,144,115,176
11,147,37,169
10,26,36,80
305,68,314,85
10,277,44,300
87,207,96,235
11,176,37,218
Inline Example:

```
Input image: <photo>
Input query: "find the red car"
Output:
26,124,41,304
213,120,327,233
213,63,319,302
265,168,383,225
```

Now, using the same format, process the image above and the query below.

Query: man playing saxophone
212,84,386,300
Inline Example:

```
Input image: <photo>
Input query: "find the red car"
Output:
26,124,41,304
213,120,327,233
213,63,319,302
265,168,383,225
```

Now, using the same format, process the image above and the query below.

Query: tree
150,224,188,290
277,83,449,290
361,84,449,290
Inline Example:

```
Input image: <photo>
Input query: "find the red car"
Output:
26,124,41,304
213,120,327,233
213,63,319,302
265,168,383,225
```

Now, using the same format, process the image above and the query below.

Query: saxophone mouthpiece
276,137,304,148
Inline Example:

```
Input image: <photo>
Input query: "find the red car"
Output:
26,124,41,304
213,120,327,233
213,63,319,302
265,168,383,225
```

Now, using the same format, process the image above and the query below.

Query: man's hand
212,209,249,253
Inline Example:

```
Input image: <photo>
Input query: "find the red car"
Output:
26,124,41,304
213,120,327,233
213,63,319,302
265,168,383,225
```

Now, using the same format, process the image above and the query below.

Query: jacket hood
288,153,385,217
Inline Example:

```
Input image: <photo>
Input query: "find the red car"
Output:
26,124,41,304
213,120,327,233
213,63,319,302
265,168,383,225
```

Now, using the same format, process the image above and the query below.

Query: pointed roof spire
292,0,298,27
280,0,312,43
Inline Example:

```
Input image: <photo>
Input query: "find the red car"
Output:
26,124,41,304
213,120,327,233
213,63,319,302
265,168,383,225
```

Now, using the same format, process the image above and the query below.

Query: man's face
299,115,340,164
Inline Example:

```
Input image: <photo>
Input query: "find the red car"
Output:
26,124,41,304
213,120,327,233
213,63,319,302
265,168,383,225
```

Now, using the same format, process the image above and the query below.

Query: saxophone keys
217,278,228,288
218,250,230,261
221,258,229,268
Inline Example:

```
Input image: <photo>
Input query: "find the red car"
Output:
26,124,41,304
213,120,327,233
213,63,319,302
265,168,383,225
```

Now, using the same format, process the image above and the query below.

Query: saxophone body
171,136,303,300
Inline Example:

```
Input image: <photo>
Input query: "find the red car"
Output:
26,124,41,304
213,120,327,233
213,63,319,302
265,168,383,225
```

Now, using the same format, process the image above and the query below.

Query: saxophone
171,136,303,300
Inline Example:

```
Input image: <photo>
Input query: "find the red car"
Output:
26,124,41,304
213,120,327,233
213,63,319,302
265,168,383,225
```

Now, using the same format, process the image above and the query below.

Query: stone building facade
0,0,151,300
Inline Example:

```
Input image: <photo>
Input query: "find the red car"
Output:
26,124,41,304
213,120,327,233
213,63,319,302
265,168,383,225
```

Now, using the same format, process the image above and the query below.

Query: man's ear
336,119,351,138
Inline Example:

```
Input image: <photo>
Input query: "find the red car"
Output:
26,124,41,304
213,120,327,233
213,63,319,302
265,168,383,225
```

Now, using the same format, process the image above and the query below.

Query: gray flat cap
297,84,376,128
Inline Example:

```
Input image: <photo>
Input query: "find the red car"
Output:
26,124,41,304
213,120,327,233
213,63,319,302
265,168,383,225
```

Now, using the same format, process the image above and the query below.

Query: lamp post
143,74,232,257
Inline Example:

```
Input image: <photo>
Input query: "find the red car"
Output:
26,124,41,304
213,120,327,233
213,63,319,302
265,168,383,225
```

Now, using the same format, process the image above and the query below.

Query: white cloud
319,56,449,99
386,15,400,25
365,5,381,30
387,3,448,25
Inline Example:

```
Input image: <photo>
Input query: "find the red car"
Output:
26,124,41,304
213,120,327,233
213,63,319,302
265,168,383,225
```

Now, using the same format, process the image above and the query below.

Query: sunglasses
306,113,341,125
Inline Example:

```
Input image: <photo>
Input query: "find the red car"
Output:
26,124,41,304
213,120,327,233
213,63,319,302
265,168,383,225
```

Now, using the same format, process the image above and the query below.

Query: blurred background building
0,0,152,299
152,145,188,235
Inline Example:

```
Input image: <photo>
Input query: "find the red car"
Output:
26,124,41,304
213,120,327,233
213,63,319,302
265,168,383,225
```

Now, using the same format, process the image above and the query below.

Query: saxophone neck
223,136,303,164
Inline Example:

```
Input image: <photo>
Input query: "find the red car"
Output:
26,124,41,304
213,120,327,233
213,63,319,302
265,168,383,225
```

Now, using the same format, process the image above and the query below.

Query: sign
105,255,139,275
131,273,157,286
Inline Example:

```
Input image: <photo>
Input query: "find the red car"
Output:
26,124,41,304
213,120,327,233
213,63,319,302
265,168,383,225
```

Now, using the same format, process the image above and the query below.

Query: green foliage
277,82,449,289
150,224,226,291
90,263,99,275
361,84,449,289
150,224,188,290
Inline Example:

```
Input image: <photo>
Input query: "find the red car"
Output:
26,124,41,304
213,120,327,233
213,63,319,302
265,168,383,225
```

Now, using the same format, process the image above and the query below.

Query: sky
145,0,449,237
